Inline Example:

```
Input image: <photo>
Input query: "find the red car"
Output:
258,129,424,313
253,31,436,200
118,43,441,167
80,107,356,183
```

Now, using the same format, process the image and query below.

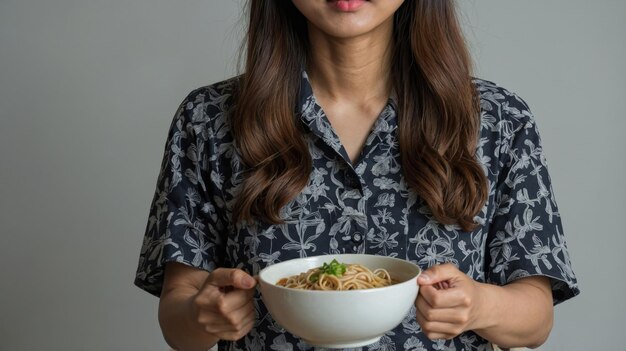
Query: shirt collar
297,70,397,121
296,70,399,167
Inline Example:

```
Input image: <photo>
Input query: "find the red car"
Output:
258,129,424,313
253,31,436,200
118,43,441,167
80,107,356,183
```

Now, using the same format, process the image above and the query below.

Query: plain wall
0,1,624,350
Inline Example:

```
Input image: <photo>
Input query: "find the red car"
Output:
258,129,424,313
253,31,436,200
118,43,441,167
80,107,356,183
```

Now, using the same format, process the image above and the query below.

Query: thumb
206,268,256,289
417,263,461,285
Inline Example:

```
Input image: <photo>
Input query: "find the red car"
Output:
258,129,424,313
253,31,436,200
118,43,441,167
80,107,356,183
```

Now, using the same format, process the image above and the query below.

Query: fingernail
243,276,256,288
418,273,430,282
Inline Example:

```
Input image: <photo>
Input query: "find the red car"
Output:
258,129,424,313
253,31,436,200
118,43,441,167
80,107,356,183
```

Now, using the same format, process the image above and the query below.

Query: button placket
344,169,362,190
346,176,358,189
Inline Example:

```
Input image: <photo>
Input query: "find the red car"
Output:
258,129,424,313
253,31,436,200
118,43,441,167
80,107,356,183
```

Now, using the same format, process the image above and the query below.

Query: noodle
276,261,395,291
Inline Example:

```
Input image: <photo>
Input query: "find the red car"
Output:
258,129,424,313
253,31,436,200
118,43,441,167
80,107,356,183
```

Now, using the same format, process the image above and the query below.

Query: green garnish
309,259,347,282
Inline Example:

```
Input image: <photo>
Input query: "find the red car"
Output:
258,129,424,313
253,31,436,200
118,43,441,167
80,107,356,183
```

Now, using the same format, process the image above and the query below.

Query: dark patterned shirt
135,72,579,351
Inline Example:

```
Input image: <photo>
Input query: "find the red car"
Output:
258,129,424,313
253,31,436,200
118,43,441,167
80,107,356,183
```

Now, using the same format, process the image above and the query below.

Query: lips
328,0,368,12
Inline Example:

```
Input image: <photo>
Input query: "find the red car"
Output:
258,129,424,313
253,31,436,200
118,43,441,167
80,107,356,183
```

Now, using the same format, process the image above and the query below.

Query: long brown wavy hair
232,0,488,232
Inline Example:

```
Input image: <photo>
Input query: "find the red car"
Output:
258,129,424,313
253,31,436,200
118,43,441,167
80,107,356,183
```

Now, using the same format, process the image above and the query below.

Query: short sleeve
486,95,580,305
134,89,226,297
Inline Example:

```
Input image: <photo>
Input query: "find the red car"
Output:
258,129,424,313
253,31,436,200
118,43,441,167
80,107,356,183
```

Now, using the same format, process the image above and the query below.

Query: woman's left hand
415,263,487,340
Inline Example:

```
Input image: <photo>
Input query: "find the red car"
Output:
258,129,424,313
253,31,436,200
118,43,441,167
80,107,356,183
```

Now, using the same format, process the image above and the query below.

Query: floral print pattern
135,72,579,350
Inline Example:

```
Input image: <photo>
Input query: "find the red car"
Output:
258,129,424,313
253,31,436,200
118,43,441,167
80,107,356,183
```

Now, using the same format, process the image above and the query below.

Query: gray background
0,0,624,350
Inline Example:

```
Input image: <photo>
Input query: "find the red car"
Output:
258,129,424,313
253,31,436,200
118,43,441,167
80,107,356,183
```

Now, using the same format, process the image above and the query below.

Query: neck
306,20,394,103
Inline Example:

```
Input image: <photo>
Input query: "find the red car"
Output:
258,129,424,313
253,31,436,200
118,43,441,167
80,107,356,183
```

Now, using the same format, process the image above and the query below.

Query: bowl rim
258,253,421,295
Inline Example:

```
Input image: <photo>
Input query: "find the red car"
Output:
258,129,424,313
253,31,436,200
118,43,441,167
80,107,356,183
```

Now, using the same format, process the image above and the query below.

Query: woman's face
291,0,405,39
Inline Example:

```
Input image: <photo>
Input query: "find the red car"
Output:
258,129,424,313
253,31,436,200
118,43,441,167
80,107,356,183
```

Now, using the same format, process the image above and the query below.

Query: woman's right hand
190,268,258,341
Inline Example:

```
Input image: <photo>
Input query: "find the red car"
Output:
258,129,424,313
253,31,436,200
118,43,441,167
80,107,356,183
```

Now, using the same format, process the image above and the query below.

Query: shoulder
172,76,240,143
176,76,240,127
473,78,537,141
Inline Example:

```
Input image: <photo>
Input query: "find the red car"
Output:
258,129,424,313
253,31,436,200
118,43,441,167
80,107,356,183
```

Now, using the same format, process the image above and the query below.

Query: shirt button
345,175,360,189
352,232,362,243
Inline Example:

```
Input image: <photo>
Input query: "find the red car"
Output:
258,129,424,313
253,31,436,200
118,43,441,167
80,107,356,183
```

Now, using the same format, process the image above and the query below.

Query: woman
135,0,579,350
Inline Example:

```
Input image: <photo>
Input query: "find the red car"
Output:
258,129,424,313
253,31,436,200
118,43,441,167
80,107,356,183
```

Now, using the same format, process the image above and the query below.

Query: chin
293,0,403,39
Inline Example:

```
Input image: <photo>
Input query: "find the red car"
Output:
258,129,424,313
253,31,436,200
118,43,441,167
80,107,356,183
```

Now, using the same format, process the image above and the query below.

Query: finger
416,297,470,324
194,280,255,320
205,300,255,331
225,299,255,328
205,268,256,289
434,281,451,290
234,307,257,332
419,285,470,309
417,263,462,285
206,302,255,338
205,287,256,315
208,312,256,337
192,283,223,311
216,317,255,341
415,293,431,317
421,330,456,341
419,285,447,308
416,307,461,340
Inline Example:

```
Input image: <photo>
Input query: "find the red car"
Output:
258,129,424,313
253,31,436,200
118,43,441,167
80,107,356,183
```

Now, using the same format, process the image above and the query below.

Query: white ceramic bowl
258,254,421,348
